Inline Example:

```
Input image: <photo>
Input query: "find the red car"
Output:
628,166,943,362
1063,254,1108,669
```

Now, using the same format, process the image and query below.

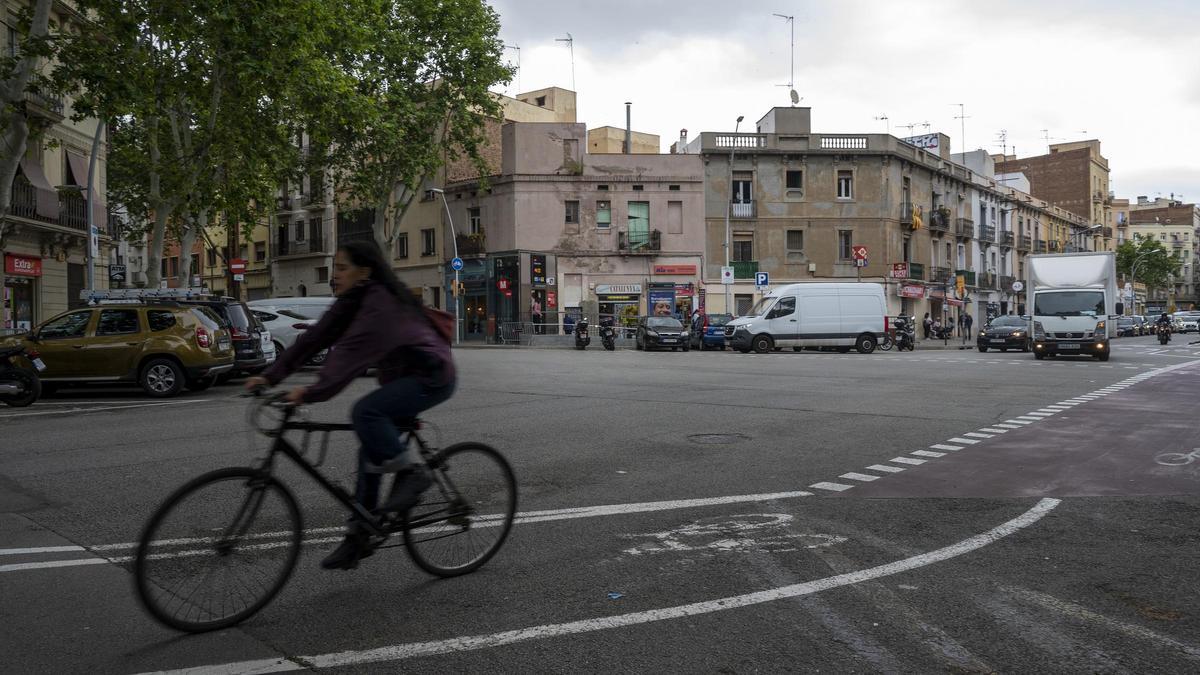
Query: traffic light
452,281,465,297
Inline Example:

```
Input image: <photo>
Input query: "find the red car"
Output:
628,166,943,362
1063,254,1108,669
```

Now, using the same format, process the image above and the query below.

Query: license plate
661,338,677,344
218,338,231,350
990,339,1005,343
1059,343,1080,349
32,358,46,372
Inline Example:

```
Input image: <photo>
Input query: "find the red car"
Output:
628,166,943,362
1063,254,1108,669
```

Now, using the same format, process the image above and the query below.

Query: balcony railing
1092,191,1104,203
1172,239,1186,248
999,231,1014,247
618,229,662,254
58,191,87,231
732,260,759,279
900,202,914,224
955,269,977,286
713,134,766,149
981,225,996,243
1017,234,1031,251
980,272,998,289
955,218,975,238
1035,240,1048,253
930,266,952,283
1101,227,1113,238
1048,240,1062,252
280,238,328,256
455,232,485,256
929,210,951,233
9,175,39,220
906,262,925,280
730,201,756,219
1000,275,1016,292
23,88,64,120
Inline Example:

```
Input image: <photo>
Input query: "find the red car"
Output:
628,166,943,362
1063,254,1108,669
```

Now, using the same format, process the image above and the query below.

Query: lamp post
429,187,461,345
1129,249,1155,316
725,115,743,314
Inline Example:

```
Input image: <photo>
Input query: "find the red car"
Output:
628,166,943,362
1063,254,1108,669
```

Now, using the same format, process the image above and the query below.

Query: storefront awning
18,158,59,221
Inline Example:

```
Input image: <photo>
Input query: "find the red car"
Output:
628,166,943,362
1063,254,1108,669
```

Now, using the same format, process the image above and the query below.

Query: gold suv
0,303,235,397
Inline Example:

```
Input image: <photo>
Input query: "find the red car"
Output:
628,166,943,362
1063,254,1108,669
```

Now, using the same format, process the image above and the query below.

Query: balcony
730,201,756,219
1035,240,1048,253
618,229,662,254
1172,239,1186,249
301,192,326,210
279,238,328,256
954,218,974,238
1092,191,1104,203
999,275,1016,292
732,260,759,279
930,266,952,283
58,191,87,231
981,225,996,243
1047,240,1061,252
929,209,951,233
23,88,64,121
906,262,925,280
955,269,977,287
900,202,915,226
999,231,1014,247
275,195,298,213
455,232,486,256
1101,227,1113,239
1017,234,1031,251
979,272,998,289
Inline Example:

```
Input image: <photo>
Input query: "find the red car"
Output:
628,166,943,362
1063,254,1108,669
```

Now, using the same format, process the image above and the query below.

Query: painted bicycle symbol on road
1155,448,1200,467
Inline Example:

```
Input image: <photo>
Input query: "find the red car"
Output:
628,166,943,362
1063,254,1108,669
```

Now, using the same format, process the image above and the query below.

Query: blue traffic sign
755,272,769,287
450,257,464,271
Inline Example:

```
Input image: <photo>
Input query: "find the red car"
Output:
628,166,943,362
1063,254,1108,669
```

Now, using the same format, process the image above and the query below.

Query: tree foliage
1115,236,1183,291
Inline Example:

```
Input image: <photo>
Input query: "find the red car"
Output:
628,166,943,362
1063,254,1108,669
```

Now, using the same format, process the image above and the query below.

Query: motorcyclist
1156,313,1172,332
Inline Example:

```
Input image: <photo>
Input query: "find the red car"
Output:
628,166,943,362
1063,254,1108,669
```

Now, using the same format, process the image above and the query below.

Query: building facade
1126,197,1199,310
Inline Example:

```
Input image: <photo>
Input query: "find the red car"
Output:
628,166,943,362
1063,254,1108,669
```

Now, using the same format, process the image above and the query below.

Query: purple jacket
263,281,455,403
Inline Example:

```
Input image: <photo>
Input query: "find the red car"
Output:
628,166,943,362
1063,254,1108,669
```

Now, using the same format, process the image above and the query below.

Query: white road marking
1015,416,1044,421
946,437,980,445
995,424,1023,429
963,432,994,439
1024,412,1054,417
866,464,904,473
891,457,926,465
0,545,85,556
810,482,854,492
911,450,946,458
0,558,110,573
839,473,879,482
930,444,963,452
138,499,1062,675
978,428,1008,434
1004,419,1033,425
0,400,208,418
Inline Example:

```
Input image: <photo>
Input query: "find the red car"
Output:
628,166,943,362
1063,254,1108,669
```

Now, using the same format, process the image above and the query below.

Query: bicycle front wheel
134,468,302,633
879,334,894,351
403,442,517,577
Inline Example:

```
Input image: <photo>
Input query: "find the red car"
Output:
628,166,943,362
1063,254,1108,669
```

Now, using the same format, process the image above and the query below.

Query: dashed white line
911,450,946,458
891,457,927,465
930,444,963,452
839,473,879,482
866,464,905,473
810,482,854,492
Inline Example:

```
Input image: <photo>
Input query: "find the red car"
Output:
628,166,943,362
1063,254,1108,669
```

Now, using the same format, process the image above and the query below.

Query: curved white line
139,498,1062,675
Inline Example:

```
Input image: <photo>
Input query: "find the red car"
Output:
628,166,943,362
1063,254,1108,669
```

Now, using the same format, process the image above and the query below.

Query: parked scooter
575,317,591,350
893,316,917,351
599,317,616,351
0,345,44,407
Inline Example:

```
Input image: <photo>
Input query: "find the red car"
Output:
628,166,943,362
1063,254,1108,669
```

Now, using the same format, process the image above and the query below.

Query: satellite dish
789,89,800,105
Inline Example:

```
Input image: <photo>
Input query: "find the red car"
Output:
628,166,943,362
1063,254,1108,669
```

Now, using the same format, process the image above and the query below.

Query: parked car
690,313,733,350
181,297,272,376
248,297,335,321
1176,312,1200,333
1131,315,1148,336
251,307,327,365
725,283,888,354
977,315,1031,352
0,304,235,397
1115,317,1138,338
635,316,690,351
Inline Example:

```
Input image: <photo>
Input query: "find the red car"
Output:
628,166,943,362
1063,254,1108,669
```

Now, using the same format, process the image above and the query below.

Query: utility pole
555,33,575,91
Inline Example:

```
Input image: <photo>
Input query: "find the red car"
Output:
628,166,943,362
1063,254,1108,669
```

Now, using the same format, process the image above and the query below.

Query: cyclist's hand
244,376,269,393
284,386,308,405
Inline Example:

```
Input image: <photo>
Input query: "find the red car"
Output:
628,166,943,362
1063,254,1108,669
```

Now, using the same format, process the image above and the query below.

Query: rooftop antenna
772,13,797,106
899,122,918,136
993,129,1008,157
874,114,889,134
952,103,969,153
1040,129,1064,152
555,33,575,92
918,121,931,133
504,44,521,93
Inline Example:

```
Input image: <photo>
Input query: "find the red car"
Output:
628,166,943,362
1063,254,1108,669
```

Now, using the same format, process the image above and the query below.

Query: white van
248,297,335,321
724,283,888,354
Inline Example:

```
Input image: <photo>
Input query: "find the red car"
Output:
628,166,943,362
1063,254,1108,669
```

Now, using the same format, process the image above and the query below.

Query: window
786,230,804,251
207,248,217,268
565,200,579,224
255,241,266,262
396,232,408,258
597,184,609,191
96,309,140,336
667,201,683,234
632,185,644,191
786,170,803,190
767,296,795,319
240,245,249,261
39,311,91,339
468,207,481,235
837,170,853,199
732,239,753,262
316,266,329,282
838,230,853,260
421,228,436,256
627,201,649,246
596,201,611,229
169,256,180,278
147,310,176,332
732,178,752,203
295,219,305,241
161,257,167,278
309,217,323,247
535,95,546,107
668,184,681,191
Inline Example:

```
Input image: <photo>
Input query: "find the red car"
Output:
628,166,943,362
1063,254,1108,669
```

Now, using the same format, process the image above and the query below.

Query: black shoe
380,466,433,514
320,532,373,570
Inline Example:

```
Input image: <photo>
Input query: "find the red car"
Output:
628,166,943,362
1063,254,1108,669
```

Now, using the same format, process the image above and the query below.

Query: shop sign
5,254,42,277
530,254,546,285
898,284,925,299
546,291,557,308
653,265,697,275
673,283,694,297
108,264,127,283
649,287,676,316
890,263,909,279
594,284,641,295
597,294,639,302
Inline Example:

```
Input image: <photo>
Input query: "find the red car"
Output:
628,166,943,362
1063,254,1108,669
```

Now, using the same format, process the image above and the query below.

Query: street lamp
428,187,461,345
725,115,744,315
1128,249,1155,316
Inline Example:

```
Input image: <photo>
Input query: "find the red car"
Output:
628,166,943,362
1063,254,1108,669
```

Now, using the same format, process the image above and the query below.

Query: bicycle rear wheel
878,334,894,351
134,468,302,633
403,442,517,577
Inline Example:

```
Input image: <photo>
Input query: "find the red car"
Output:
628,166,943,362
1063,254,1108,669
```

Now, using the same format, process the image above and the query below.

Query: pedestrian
922,312,932,340
964,311,974,335
563,312,575,335
957,312,966,337
530,292,544,335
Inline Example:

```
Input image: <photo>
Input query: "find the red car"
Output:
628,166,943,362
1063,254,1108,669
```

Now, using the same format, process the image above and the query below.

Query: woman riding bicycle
246,240,456,570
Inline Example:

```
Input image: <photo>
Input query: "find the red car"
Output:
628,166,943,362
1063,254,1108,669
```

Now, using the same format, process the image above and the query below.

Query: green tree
326,0,513,250
1115,236,1182,295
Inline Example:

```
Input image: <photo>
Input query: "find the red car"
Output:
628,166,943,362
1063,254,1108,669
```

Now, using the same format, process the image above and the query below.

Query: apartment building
1126,196,1199,309
440,121,703,342
2,0,112,332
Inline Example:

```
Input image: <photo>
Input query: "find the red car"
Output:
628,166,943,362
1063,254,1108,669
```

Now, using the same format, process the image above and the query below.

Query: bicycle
132,391,517,633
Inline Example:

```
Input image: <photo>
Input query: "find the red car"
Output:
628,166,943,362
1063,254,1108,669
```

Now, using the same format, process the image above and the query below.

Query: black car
181,297,271,376
977,315,1030,352
1116,317,1138,337
635,316,689,351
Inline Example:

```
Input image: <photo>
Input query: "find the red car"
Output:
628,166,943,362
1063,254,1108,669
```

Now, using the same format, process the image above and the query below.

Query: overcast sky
488,0,1200,207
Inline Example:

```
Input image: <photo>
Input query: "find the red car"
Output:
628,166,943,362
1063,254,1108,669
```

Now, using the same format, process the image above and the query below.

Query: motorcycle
0,345,44,407
574,317,591,350
599,317,616,351
893,316,916,351
1157,324,1171,345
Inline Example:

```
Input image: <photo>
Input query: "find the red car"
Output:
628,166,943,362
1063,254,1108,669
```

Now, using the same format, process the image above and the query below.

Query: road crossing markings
912,450,946,458
996,423,1024,429
930,444,964,452
963,432,993,439
946,437,980,445
810,482,854,492
890,457,927,465
978,428,1009,434
838,473,880,482
866,464,905,473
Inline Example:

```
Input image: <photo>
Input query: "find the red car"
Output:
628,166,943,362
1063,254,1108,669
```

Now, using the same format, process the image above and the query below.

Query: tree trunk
145,208,168,288
178,208,206,288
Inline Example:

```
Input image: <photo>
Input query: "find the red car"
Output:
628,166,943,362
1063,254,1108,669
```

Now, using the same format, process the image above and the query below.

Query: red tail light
26,349,40,359
292,323,310,330
230,327,250,340
196,327,212,348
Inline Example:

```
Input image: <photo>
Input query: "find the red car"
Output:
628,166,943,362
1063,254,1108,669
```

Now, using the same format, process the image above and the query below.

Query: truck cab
1027,252,1121,362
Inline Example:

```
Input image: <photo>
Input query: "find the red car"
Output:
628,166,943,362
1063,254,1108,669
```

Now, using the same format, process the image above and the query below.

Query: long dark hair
338,240,422,309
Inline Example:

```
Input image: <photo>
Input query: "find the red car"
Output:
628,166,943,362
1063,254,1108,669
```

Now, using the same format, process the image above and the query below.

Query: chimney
624,102,632,154
680,128,688,146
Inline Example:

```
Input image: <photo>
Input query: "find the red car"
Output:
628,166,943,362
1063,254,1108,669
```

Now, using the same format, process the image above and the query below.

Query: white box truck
725,283,888,354
1027,252,1122,361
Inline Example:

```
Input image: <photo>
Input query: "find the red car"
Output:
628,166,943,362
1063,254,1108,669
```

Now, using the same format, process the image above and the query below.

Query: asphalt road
2,334,1199,674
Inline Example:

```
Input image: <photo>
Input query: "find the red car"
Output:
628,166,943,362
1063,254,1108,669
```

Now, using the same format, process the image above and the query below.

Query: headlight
681,331,690,338
735,325,749,333
1012,331,1024,337
646,330,658,337
1033,321,1046,338
1095,321,1106,332
978,331,986,337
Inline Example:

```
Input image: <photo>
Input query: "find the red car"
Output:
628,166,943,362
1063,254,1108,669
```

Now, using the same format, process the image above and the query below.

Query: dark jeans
351,376,456,511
